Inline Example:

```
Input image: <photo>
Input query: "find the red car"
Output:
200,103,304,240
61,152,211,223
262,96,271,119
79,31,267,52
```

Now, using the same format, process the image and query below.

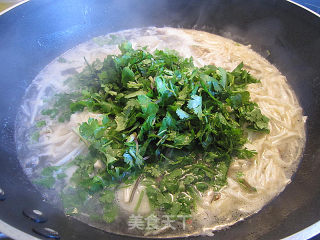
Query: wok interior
0,0,319,239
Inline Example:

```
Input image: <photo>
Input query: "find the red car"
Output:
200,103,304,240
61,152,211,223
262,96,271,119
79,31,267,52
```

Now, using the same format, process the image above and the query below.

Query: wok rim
1,216,320,239
0,0,29,16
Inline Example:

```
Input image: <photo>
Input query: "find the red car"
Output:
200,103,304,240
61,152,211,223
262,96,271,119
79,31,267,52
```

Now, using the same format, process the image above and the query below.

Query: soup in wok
15,27,306,237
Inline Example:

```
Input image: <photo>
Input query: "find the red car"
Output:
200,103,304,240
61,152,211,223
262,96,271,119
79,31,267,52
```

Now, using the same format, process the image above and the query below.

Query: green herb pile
37,42,269,222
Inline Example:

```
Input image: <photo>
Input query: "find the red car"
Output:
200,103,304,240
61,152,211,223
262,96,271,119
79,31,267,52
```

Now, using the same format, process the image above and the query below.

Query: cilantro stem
186,164,215,175
210,192,221,203
237,177,257,192
134,190,145,214
129,175,143,203
84,56,98,78
71,127,89,147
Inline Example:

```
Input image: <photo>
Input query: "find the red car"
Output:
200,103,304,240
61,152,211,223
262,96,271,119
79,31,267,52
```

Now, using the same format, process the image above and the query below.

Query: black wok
0,0,320,239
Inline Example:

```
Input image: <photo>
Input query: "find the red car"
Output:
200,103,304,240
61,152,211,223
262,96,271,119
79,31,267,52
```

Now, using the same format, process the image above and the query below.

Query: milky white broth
15,27,306,237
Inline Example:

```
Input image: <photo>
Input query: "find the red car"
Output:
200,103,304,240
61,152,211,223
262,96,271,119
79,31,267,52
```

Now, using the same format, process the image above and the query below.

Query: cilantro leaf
137,95,159,117
187,95,202,118
176,108,190,120
121,67,135,85
115,114,127,132
217,67,227,89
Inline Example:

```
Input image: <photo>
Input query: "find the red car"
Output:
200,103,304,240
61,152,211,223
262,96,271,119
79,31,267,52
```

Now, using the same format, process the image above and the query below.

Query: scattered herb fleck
57,57,68,63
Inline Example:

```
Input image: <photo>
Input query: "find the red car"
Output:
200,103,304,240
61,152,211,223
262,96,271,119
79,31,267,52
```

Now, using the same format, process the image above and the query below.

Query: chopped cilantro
36,120,46,128
236,172,257,192
42,42,269,221
31,131,40,142
33,166,63,189
57,57,67,63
